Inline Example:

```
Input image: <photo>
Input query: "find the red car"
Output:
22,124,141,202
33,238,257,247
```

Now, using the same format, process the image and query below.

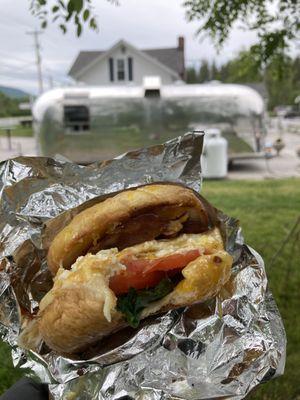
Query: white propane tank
201,128,228,178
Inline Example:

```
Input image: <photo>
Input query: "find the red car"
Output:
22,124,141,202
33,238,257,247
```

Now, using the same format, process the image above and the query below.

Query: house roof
69,51,104,76
69,45,180,78
143,48,179,75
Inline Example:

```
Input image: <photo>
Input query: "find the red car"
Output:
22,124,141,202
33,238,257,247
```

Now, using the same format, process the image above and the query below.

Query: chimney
178,36,184,51
177,36,185,81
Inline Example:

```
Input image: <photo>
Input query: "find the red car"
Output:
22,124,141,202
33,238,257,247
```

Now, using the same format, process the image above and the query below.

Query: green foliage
220,51,262,83
186,52,300,110
186,67,198,83
117,278,175,328
0,342,26,395
219,51,300,110
187,59,214,83
210,60,218,81
198,59,210,83
29,0,119,36
264,53,296,110
0,93,30,118
183,0,300,66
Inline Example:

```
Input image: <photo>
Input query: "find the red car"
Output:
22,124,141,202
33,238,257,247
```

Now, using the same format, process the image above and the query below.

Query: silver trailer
33,81,266,164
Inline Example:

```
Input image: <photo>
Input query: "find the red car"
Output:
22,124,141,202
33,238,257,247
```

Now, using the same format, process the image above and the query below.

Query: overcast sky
0,0,258,94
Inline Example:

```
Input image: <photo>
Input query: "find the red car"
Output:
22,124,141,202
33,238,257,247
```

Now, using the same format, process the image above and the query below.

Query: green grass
0,178,299,398
201,178,300,400
0,343,25,394
0,126,33,137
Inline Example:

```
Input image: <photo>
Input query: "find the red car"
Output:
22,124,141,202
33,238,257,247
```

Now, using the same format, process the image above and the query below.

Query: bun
38,252,124,354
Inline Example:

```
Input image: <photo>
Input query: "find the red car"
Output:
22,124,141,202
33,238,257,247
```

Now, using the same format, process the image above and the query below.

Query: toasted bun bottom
22,229,232,354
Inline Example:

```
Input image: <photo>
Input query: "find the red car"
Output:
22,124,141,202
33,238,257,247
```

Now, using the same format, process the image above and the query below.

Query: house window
109,58,114,82
128,57,133,81
117,59,125,81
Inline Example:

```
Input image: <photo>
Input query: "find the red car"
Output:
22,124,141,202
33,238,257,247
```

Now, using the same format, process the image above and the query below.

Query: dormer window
108,57,133,82
117,59,125,81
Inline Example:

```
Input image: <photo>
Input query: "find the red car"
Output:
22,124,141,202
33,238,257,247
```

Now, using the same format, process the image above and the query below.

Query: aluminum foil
0,132,286,399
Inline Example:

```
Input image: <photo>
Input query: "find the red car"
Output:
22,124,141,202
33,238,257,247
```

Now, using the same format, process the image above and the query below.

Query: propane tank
201,128,228,178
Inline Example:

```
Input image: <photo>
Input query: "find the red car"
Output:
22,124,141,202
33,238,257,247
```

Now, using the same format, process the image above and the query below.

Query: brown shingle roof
69,47,181,77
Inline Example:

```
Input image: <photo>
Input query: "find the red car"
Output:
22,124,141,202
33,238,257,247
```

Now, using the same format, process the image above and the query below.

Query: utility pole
26,30,44,94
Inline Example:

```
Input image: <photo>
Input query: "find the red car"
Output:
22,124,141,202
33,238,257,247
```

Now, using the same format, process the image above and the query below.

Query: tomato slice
109,249,201,295
142,250,201,274
109,269,165,295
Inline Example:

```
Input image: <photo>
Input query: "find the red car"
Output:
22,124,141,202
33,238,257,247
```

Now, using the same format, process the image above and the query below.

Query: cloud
0,0,258,94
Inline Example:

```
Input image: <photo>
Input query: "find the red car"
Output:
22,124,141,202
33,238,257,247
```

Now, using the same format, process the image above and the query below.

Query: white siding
77,45,176,85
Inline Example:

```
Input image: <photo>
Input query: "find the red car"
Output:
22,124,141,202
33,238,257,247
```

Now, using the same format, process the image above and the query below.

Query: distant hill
0,85,30,99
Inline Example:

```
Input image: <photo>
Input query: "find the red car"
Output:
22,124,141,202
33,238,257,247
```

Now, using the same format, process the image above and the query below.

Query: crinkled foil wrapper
0,133,286,399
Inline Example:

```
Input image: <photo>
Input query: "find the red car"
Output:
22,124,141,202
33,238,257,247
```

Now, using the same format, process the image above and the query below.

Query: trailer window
64,105,90,132
144,89,160,97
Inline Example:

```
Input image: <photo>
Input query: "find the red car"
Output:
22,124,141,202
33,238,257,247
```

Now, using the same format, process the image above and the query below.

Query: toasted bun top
47,184,215,275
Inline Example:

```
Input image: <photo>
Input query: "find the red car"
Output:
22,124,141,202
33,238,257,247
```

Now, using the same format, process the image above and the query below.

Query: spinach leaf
116,278,175,328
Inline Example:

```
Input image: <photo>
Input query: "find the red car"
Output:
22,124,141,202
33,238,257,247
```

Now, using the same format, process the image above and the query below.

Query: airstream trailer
33,81,266,164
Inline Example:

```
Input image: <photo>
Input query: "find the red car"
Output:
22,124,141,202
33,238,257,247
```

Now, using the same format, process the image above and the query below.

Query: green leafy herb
116,278,175,328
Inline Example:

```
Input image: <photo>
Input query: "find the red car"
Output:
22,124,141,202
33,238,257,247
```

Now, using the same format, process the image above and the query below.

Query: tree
186,67,198,83
198,60,210,83
222,51,263,83
264,53,296,109
210,60,219,81
186,61,221,83
183,0,300,66
215,49,300,110
29,0,118,36
218,63,229,83
0,93,30,118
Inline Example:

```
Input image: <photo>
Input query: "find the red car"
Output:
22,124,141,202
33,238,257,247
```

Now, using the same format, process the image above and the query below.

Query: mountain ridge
0,85,30,99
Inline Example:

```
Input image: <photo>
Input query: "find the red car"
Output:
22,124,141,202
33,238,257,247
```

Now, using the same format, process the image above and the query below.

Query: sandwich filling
112,230,224,326
41,228,227,329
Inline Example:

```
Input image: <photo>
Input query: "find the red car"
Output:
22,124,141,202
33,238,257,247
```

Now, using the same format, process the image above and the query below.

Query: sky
0,0,259,94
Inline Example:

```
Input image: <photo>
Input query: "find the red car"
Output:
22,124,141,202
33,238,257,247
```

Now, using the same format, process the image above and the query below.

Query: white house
68,37,185,85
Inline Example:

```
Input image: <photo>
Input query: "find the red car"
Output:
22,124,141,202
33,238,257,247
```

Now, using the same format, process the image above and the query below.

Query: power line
26,30,44,94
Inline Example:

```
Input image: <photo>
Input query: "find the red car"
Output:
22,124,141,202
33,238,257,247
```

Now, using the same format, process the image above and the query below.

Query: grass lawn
0,178,299,398
201,178,300,400
0,126,33,137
